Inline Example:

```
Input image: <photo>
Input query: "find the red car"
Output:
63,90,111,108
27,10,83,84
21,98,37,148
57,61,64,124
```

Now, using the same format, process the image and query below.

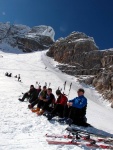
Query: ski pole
58,86,62,91
63,81,67,94
68,83,72,98
35,81,40,88
45,82,47,87
48,83,51,88
58,86,60,90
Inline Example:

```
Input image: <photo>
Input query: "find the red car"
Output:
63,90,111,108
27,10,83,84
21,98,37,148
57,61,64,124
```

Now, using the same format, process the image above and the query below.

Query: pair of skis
46,133,113,149
46,127,113,149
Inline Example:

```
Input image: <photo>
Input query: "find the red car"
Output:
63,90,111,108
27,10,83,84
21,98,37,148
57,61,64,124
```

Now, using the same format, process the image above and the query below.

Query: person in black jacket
18,85,38,103
31,86,47,112
47,90,67,120
28,85,42,109
37,88,55,115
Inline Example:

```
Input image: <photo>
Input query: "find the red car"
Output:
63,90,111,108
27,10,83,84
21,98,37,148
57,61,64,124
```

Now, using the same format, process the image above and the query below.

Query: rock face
0,22,55,52
47,32,98,60
47,32,99,75
47,31,113,106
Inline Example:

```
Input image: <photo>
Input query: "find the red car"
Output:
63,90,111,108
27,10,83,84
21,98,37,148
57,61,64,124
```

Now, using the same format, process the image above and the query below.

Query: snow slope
0,50,113,150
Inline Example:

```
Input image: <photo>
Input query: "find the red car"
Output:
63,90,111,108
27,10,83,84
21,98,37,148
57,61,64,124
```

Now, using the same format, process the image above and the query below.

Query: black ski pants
63,105,87,124
22,93,30,101
30,99,39,108
38,100,52,111
29,94,38,103
50,104,65,118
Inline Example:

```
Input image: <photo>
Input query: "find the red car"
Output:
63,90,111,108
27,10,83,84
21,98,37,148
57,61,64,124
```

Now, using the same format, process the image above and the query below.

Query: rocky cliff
47,31,113,106
0,22,55,52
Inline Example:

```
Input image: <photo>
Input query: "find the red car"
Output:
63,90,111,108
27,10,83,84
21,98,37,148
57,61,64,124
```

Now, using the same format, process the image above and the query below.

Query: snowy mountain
0,49,113,150
47,31,113,106
0,22,55,52
26,25,55,40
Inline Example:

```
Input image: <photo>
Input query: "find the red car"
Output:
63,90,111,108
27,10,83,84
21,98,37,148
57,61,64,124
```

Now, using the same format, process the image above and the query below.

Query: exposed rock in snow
47,31,113,105
0,22,55,52
47,31,98,59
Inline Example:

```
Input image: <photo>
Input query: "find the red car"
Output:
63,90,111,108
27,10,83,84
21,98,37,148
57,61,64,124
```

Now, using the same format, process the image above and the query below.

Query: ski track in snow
0,50,113,150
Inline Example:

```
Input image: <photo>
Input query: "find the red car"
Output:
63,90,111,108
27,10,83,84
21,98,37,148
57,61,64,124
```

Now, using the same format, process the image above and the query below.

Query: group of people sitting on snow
18,84,87,126
5,72,21,82
5,72,12,77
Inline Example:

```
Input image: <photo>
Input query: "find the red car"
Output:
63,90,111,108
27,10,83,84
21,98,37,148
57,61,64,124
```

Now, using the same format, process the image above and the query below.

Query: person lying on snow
28,85,42,109
19,85,38,103
58,88,87,126
32,88,55,115
47,90,68,120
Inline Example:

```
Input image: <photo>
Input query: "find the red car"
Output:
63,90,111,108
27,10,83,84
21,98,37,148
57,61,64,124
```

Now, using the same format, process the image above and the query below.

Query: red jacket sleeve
57,94,67,105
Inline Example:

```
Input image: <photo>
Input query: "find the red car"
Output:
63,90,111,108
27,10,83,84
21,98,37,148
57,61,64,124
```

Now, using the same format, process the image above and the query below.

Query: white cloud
2,12,6,15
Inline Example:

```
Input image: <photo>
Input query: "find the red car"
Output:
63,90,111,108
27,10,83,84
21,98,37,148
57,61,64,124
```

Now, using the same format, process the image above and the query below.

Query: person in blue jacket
59,88,87,126
68,88,87,109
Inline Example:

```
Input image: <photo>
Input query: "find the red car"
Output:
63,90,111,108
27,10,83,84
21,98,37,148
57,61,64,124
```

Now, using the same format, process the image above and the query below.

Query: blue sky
0,0,113,49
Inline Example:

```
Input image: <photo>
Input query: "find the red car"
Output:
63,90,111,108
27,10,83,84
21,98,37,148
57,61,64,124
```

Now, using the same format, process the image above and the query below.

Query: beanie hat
56,90,61,95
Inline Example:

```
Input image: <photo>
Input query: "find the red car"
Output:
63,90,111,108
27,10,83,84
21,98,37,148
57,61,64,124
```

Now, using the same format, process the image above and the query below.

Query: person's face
30,86,34,90
43,87,46,91
47,90,51,95
77,91,84,96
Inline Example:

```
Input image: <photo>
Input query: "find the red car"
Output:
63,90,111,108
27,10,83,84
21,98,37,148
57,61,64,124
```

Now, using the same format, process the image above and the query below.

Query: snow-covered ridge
27,25,55,41
0,22,55,53
0,23,55,41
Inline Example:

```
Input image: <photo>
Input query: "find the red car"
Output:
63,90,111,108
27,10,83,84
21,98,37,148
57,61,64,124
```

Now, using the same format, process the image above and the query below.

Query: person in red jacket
47,90,67,120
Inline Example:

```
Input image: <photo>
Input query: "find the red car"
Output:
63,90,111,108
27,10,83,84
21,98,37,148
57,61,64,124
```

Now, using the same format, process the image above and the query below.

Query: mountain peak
0,22,55,53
